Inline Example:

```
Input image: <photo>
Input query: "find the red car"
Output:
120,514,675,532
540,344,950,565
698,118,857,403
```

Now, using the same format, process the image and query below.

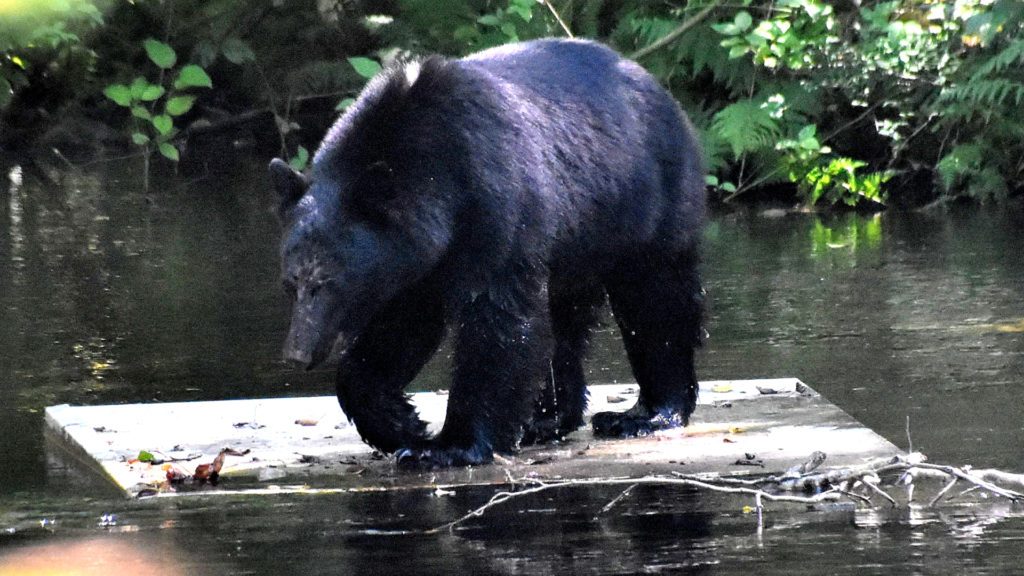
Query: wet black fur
273,39,706,468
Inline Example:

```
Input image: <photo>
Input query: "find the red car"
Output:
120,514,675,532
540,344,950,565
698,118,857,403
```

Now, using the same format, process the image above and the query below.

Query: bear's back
459,38,661,111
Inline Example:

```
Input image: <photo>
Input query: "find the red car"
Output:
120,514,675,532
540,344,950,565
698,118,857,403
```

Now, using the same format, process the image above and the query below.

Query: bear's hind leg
335,284,446,454
522,278,604,445
592,250,703,438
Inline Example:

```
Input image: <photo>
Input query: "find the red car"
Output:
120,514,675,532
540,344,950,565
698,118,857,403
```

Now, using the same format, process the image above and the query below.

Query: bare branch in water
427,452,1024,534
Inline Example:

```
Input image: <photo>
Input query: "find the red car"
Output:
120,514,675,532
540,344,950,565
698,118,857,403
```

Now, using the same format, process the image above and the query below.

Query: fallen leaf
193,450,228,484
712,383,732,393
606,395,626,403
295,418,319,426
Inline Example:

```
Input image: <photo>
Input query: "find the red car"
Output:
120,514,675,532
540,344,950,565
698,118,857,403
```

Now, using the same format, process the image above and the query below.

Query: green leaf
509,0,534,21
158,142,180,161
711,22,740,36
174,65,213,89
138,450,155,462
335,97,356,111
131,105,152,120
289,146,309,170
131,132,150,145
165,95,195,116
477,14,502,26
728,45,749,59
129,77,148,99
139,84,165,102
151,114,173,135
128,78,165,103
348,57,382,79
797,124,817,141
144,38,177,69
734,11,753,31
222,37,256,64
103,84,132,106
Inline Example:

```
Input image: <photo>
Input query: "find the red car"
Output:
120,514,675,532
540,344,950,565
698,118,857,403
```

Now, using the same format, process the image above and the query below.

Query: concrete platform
44,379,901,498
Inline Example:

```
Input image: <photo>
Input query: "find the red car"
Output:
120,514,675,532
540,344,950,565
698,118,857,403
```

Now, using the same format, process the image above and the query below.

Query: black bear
270,38,705,468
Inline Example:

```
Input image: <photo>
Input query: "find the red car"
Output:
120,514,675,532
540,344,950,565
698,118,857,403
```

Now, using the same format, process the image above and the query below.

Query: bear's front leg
335,286,446,454
397,284,551,469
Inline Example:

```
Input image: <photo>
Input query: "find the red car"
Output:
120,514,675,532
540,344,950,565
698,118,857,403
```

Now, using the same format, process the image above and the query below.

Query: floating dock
44,379,901,498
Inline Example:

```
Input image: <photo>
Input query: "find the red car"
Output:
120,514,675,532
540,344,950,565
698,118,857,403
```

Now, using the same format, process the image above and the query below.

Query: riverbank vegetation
2,0,1022,208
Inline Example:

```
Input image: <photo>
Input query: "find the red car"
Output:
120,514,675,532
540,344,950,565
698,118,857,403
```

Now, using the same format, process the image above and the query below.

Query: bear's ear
269,158,309,218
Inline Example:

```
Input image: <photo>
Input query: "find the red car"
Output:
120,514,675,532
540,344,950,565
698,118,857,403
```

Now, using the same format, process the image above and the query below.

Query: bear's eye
347,161,399,227
349,197,395,228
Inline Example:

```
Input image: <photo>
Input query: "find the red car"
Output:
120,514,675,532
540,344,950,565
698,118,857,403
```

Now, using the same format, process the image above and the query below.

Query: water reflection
1,534,192,576
7,165,25,283
1,161,1024,573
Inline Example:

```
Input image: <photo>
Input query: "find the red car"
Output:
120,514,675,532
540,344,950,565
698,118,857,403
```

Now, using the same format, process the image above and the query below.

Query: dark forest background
3,0,1023,208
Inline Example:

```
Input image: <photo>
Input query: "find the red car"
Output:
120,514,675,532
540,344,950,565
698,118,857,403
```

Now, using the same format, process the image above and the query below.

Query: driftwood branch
427,452,1024,534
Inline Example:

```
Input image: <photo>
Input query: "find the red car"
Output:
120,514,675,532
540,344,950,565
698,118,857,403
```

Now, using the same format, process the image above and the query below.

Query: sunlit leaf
348,56,382,79
288,145,309,170
151,114,173,135
734,11,752,32
143,38,176,69
103,84,132,106
139,84,164,102
164,95,195,116
477,14,501,26
158,142,180,161
174,65,212,89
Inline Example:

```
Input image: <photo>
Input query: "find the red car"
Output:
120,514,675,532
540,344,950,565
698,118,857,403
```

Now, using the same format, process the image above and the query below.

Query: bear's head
270,156,453,369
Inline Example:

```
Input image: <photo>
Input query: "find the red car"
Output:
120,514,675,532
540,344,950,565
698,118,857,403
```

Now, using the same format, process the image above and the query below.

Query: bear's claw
591,409,686,438
395,444,493,470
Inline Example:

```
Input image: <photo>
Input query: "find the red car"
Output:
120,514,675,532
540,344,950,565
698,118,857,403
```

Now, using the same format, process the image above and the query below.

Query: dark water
2,159,1023,574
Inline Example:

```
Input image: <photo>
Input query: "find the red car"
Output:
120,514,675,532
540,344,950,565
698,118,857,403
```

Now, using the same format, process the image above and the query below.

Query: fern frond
936,143,983,192
941,78,1024,107
710,99,781,160
971,38,1024,80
